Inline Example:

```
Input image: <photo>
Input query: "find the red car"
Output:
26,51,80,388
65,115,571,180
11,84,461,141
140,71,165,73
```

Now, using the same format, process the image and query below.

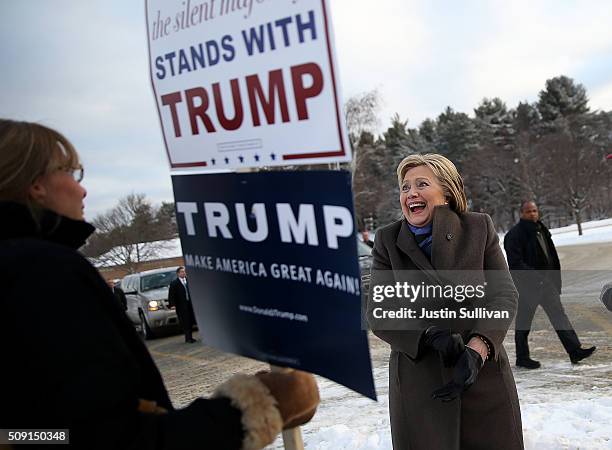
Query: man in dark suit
107,279,127,311
504,200,595,369
168,266,197,343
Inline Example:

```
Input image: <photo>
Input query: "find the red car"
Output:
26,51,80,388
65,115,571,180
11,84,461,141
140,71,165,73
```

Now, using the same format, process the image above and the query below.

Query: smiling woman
366,153,523,450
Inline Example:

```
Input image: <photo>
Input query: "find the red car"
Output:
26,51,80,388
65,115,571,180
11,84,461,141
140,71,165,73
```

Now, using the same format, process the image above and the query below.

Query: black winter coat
168,278,192,319
503,219,562,292
0,202,243,449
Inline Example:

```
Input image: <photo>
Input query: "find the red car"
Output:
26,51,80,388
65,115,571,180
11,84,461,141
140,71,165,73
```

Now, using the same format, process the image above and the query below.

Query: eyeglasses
56,164,84,183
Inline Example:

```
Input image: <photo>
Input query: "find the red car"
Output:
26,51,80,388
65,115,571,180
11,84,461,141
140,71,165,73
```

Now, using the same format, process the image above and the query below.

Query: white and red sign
146,0,351,171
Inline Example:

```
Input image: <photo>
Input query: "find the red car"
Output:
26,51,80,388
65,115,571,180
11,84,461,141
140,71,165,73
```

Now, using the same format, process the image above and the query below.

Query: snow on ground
550,218,612,248
272,332,612,450
514,334,612,450
497,218,612,259
522,397,612,449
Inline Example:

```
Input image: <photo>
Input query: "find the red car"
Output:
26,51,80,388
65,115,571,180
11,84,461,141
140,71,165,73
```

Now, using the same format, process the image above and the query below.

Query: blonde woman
368,154,523,450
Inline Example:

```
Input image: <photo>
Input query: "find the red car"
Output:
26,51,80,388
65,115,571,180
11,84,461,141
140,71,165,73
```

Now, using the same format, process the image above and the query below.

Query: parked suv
121,267,180,339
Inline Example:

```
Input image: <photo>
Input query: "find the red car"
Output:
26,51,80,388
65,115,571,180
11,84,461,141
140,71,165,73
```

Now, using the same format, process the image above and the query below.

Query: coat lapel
395,219,443,284
431,205,462,271
395,205,463,285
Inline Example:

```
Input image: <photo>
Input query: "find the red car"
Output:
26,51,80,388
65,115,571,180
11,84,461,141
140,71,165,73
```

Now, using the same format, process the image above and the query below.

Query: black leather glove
423,327,465,367
431,347,483,402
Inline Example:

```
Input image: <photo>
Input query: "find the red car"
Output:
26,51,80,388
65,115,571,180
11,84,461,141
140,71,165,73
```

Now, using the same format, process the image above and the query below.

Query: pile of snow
273,358,612,450
522,397,612,449
550,218,612,247
498,217,612,251
295,396,612,450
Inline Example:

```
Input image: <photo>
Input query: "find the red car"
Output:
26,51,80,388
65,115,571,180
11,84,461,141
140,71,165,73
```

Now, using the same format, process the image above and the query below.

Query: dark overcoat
367,206,523,450
504,219,562,293
0,202,243,449
168,277,196,332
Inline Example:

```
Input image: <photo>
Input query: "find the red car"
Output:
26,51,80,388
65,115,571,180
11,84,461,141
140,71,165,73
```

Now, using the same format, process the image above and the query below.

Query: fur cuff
214,374,283,450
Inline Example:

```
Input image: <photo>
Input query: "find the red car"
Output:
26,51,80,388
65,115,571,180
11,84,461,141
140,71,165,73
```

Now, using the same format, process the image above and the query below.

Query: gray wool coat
367,206,524,450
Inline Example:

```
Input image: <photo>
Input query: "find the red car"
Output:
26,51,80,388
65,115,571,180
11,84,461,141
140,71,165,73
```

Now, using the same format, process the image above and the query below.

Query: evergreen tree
474,97,516,150
514,101,540,132
435,107,479,171
537,75,589,122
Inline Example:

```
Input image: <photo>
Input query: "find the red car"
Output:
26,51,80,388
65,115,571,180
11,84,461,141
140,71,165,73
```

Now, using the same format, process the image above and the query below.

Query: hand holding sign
256,368,320,430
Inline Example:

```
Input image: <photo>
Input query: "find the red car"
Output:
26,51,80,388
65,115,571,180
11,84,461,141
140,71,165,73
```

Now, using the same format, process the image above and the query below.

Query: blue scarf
408,222,433,258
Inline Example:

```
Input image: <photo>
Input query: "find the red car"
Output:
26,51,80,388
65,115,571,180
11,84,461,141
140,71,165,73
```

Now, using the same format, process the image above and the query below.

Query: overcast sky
2,1,612,219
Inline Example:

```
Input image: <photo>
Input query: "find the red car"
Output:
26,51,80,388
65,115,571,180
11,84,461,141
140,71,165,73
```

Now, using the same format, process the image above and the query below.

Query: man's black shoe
185,338,197,343
569,346,596,364
516,357,541,369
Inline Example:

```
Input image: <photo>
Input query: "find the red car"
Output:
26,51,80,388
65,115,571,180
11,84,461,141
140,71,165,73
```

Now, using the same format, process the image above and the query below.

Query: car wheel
139,311,155,340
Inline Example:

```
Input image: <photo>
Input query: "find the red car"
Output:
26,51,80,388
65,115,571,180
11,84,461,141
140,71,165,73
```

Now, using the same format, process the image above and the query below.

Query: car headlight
148,300,159,311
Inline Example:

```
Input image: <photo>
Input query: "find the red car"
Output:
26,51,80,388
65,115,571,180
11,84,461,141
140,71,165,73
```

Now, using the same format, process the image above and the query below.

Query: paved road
148,240,612,420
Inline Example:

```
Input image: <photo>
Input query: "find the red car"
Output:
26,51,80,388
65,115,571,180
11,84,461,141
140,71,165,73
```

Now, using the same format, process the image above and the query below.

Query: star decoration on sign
238,155,245,163
211,158,216,165
270,153,276,160
254,154,260,162
224,157,230,164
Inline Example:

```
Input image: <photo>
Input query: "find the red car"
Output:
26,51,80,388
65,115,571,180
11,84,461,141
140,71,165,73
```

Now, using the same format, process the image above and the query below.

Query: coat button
446,233,453,241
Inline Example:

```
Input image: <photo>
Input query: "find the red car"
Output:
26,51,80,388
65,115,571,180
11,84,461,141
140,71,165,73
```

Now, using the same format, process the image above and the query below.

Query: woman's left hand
431,347,483,402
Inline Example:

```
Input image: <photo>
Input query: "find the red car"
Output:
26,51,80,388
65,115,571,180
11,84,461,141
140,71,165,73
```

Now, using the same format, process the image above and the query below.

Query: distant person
107,278,127,311
504,200,596,369
0,119,319,449
168,266,197,343
360,230,374,248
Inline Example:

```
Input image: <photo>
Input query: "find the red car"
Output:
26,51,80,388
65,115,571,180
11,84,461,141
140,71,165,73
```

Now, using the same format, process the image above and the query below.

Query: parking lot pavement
146,334,269,407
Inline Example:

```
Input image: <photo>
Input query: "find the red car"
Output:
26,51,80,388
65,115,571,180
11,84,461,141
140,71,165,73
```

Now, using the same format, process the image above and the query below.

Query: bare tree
345,89,382,147
535,115,606,235
84,194,174,272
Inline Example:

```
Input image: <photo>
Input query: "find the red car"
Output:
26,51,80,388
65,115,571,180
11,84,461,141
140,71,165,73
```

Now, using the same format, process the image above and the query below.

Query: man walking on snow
504,200,596,369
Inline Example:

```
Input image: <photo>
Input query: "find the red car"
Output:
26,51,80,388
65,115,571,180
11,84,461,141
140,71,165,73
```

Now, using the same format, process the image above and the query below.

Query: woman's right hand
423,326,465,367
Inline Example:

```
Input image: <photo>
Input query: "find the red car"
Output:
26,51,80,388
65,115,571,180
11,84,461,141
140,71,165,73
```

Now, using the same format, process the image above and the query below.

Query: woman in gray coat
367,154,523,450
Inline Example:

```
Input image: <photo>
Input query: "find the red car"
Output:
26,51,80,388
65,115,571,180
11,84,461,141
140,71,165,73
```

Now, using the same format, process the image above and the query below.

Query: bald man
504,201,595,369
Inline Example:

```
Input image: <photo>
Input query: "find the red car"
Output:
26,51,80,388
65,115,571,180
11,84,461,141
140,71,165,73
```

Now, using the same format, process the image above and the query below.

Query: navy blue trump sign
172,170,375,399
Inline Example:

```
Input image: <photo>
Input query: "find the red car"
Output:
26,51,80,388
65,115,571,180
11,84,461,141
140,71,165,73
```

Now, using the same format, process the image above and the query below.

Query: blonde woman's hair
396,153,468,213
0,119,79,208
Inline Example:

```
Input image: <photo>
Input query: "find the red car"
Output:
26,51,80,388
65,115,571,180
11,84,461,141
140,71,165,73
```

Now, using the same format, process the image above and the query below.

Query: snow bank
522,397,612,449
279,357,612,450
498,217,612,250
295,395,612,450
550,218,612,247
